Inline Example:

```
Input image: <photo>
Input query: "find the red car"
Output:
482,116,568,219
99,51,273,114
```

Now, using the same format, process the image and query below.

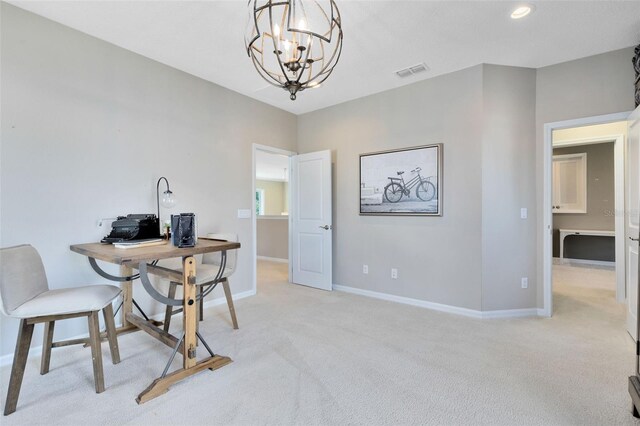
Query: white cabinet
552,153,587,213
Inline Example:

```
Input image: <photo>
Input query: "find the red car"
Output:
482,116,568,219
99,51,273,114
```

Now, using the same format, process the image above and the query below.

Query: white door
627,107,640,339
291,150,332,290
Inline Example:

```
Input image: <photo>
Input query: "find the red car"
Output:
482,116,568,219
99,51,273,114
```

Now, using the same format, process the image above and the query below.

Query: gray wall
0,4,297,357
297,64,538,312
257,218,288,260
535,47,636,306
552,143,615,261
298,66,485,310
481,65,537,311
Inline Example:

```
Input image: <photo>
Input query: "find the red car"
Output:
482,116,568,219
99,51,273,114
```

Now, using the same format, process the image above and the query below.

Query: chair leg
222,278,239,330
163,282,178,332
87,311,105,393
40,321,55,375
4,318,35,415
102,303,120,365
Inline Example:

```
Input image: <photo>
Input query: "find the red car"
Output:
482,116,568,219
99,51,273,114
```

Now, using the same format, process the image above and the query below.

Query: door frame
552,134,625,301
252,143,297,294
542,111,632,317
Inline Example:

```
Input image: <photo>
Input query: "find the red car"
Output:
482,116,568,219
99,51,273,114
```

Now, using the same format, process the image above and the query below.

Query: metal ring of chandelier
245,0,343,100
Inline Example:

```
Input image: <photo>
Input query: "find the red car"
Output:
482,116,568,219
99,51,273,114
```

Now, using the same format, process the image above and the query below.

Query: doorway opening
252,144,296,294
551,123,627,324
543,112,632,320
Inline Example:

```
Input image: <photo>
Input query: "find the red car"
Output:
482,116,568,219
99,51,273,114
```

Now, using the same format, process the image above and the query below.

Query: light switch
520,208,528,219
237,209,252,219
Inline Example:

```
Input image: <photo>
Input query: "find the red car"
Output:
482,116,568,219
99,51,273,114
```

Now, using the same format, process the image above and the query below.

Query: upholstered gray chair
0,245,121,415
162,233,239,331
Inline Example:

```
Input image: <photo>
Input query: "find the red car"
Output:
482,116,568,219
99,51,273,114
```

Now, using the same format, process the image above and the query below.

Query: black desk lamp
156,177,176,233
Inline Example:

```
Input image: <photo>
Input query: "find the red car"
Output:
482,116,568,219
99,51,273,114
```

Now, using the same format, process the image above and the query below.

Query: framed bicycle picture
359,144,442,216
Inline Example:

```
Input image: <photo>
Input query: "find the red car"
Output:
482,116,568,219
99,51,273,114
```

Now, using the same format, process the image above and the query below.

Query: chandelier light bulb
245,0,343,101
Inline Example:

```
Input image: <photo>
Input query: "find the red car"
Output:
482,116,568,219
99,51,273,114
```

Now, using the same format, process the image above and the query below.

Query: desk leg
183,256,197,369
121,265,134,328
135,255,233,404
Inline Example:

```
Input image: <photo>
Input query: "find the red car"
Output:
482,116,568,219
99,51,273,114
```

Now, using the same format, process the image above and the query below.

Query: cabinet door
552,153,587,213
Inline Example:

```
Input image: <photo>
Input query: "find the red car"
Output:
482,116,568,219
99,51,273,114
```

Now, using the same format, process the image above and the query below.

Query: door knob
319,225,332,230
630,237,640,242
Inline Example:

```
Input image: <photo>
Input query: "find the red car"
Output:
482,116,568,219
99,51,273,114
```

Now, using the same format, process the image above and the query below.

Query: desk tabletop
70,238,241,265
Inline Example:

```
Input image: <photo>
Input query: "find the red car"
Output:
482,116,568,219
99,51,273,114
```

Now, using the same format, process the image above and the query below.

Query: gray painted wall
481,65,537,311
0,4,297,357
535,47,636,307
552,143,615,260
297,64,538,312
257,218,288,260
298,66,485,310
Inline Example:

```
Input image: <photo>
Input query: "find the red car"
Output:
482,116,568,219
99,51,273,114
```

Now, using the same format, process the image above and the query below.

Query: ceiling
256,150,289,182
9,1,640,115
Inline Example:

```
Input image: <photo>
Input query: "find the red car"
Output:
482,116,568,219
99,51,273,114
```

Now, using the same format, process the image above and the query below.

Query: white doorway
542,112,632,318
251,145,334,294
252,144,296,293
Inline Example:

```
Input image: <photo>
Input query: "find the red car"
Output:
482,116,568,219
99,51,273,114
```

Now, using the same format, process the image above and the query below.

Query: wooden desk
70,238,240,403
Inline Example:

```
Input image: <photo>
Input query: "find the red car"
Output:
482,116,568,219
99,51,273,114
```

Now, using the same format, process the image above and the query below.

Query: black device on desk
101,214,161,243
172,213,197,248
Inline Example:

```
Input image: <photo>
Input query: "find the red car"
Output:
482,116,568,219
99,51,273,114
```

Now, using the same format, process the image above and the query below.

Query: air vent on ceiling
395,63,430,78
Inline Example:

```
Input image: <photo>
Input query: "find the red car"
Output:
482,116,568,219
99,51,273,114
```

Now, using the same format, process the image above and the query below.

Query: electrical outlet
363,264,369,274
391,268,398,279
521,277,528,289
520,208,528,219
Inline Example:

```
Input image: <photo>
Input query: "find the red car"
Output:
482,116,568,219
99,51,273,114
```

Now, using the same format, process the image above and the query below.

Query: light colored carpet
1,261,638,425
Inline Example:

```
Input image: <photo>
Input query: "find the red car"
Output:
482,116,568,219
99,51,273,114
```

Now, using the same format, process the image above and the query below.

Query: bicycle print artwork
359,144,442,216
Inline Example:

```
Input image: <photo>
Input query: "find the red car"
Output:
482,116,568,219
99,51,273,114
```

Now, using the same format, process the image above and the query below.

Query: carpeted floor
1,260,637,425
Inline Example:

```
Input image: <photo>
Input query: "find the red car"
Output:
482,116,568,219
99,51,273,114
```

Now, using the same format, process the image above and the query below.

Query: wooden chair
162,233,239,331
0,245,122,415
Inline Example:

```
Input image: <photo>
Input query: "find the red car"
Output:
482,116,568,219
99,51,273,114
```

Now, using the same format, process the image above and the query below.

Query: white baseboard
257,256,288,264
0,290,256,368
553,257,615,268
537,308,550,318
480,308,539,319
333,284,539,320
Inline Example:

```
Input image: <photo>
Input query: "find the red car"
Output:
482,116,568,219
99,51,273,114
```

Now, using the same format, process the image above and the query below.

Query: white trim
257,215,289,220
554,257,615,268
542,111,632,317
199,289,256,312
480,308,540,319
0,290,256,368
252,144,296,296
257,256,288,263
333,284,539,319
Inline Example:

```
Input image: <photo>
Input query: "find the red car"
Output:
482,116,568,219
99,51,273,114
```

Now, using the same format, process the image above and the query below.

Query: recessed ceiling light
511,4,534,19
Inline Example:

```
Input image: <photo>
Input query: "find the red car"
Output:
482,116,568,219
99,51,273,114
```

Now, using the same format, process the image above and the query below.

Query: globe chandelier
245,0,343,100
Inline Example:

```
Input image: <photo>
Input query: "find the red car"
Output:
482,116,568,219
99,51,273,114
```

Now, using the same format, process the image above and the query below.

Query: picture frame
359,144,443,216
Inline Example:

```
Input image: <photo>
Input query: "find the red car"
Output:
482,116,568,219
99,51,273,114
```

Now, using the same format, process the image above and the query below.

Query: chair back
202,233,238,273
0,245,49,316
